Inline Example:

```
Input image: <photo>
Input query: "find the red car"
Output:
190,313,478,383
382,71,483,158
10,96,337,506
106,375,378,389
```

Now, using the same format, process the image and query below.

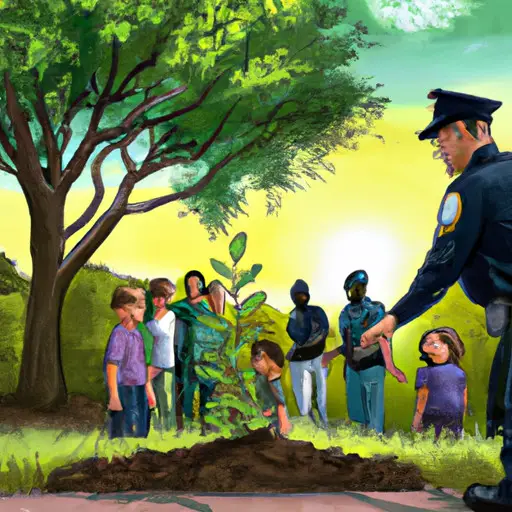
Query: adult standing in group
359,88,512,511
286,279,329,428
322,270,393,434
169,271,226,435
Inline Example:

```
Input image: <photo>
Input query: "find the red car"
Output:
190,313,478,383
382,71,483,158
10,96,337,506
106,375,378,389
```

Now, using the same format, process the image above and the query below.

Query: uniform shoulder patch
439,192,462,226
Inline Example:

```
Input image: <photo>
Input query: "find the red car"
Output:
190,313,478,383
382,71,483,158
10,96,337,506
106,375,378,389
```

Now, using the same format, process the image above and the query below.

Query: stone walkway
0,489,470,511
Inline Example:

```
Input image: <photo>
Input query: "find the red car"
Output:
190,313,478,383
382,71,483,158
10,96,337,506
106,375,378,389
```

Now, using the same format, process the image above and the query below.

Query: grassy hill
0,253,495,433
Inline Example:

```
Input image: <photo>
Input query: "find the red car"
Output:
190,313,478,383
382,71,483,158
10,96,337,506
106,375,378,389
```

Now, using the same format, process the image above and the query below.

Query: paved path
0,489,470,511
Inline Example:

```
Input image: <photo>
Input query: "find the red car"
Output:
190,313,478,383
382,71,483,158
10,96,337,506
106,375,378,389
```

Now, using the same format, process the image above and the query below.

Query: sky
1,0,512,322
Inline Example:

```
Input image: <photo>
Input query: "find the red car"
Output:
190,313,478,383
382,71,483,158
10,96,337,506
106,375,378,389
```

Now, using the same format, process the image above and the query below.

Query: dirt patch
46,428,425,493
0,394,105,432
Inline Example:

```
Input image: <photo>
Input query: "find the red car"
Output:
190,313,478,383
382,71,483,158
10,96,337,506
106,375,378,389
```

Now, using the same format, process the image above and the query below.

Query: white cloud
369,0,476,33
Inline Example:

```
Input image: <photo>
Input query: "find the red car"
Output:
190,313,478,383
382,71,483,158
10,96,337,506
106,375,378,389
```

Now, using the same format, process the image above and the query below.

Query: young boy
251,340,291,437
105,287,150,439
145,278,177,431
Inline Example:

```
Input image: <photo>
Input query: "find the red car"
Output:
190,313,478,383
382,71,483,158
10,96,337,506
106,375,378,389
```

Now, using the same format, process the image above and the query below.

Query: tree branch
3,72,47,191
0,122,16,163
125,139,259,215
138,99,240,181
125,96,287,215
121,85,188,128
0,157,16,175
286,37,320,63
141,70,228,129
63,127,144,240
59,55,226,197
113,51,159,99
147,125,179,160
89,37,121,133
120,147,137,173
32,70,61,188
57,89,92,155
187,99,240,161
58,173,138,287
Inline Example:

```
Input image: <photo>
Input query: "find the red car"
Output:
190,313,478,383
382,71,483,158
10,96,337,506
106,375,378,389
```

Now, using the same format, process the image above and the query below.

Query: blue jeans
346,365,385,434
289,354,328,424
108,385,150,439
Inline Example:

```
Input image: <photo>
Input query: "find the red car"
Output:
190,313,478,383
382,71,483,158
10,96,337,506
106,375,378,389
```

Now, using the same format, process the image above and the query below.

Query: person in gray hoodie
286,279,330,427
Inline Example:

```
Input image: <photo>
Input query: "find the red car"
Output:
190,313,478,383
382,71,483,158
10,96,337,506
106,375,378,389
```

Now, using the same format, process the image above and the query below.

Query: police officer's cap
344,270,368,292
418,88,502,141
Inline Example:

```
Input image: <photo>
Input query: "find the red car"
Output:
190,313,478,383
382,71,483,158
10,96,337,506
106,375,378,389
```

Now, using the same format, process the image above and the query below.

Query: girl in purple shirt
412,327,467,439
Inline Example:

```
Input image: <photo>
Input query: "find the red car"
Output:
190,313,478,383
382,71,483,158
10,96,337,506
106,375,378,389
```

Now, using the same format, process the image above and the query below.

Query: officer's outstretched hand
360,314,397,348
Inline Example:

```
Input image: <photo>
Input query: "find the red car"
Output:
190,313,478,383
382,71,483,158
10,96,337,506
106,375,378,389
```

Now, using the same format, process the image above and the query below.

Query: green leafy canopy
0,0,389,239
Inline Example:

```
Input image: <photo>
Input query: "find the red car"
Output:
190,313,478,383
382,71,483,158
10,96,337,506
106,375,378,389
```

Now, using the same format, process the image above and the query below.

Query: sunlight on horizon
314,225,405,307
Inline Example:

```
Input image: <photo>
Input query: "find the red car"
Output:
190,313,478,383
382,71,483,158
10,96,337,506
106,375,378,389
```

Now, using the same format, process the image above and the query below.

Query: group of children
103,271,469,441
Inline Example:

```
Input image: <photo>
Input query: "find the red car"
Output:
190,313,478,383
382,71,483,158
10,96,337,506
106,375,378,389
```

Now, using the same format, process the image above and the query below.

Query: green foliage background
0,252,494,434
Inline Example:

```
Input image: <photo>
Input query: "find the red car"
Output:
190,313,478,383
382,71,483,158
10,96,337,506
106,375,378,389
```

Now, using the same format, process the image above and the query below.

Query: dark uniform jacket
388,142,512,437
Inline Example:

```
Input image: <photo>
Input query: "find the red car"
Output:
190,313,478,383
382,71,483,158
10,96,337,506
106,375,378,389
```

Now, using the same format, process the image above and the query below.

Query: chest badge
438,192,462,237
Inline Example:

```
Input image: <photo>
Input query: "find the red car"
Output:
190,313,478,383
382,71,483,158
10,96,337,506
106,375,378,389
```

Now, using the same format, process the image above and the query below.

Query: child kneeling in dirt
251,340,291,437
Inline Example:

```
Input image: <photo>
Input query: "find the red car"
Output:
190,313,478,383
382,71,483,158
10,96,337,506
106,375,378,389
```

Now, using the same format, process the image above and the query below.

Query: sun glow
314,225,405,309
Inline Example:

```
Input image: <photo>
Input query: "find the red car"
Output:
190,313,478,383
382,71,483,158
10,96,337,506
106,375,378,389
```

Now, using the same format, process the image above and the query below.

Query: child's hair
110,286,137,310
149,278,176,299
251,340,285,368
419,327,465,366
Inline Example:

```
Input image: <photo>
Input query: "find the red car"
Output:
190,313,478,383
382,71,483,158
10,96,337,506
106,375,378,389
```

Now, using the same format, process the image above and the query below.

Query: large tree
0,0,388,410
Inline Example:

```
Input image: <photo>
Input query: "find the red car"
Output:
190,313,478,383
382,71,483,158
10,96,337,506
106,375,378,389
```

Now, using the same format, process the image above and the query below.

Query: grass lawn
0,418,503,494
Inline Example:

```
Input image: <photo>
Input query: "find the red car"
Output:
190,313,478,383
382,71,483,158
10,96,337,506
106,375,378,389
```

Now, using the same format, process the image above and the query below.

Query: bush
61,265,142,401
0,293,25,393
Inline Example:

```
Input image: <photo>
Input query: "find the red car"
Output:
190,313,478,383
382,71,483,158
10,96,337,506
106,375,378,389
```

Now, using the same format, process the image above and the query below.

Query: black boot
464,479,512,511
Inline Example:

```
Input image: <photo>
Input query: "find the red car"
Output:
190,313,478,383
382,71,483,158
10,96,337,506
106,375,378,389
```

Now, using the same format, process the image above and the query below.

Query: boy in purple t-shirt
412,327,467,439
104,287,150,439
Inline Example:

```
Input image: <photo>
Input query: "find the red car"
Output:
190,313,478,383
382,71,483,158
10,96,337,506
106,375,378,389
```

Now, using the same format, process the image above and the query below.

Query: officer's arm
389,183,484,328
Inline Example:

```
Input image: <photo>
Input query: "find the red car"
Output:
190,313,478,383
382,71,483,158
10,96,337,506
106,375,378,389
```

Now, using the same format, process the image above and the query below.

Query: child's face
422,333,450,363
126,299,146,324
153,292,175,309
251,350,270,376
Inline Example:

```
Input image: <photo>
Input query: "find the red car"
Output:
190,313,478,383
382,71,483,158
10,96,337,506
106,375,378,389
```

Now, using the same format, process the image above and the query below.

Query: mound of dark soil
46,428,425,494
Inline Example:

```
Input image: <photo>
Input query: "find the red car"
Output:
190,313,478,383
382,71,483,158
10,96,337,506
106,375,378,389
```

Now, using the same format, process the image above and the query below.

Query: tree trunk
15,198,69,411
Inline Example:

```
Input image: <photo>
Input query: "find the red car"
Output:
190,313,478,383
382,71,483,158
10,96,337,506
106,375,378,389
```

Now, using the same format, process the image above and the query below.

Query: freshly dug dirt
0,394,105,432
46,428,425,494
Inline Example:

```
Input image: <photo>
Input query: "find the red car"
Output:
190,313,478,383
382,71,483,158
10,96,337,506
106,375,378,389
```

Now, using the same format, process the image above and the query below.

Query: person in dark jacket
322,270,405,434
286,279,329,427
359,88,512,511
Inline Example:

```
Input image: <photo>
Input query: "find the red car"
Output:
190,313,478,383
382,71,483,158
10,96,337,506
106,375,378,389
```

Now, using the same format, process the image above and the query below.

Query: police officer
359,88,512,511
